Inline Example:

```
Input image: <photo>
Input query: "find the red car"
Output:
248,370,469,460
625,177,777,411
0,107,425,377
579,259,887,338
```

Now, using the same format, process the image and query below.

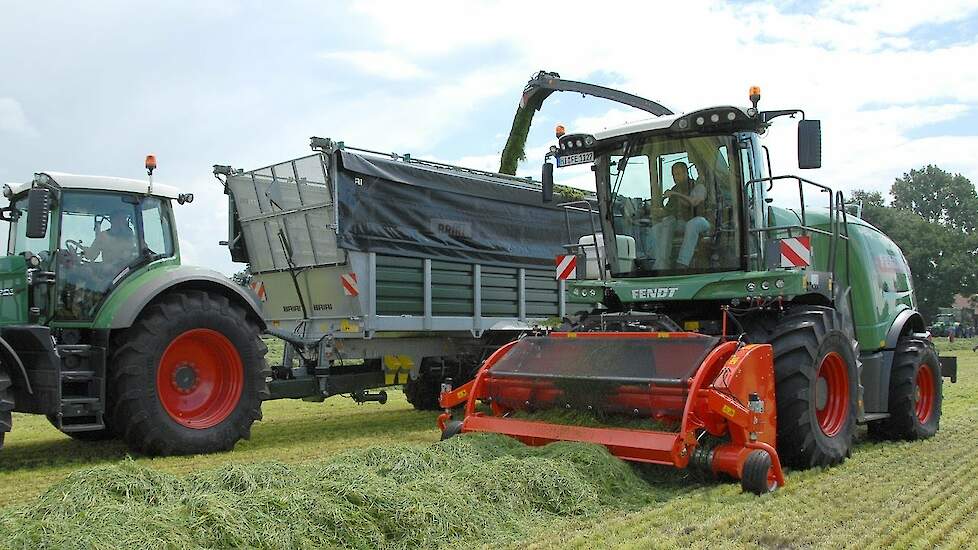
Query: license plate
556,151,594,167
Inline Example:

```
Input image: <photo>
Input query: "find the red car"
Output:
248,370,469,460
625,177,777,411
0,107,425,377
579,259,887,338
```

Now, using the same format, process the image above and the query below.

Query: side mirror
25,188,51,239
798,119,822,169
542,163,554,203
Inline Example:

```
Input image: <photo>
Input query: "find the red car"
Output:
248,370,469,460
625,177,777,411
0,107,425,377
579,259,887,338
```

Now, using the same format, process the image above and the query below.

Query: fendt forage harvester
441,77,957,494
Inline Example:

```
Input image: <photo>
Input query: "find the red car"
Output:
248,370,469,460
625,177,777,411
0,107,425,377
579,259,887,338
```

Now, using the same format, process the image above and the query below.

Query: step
58,422,105,433
60,370,96,382
61,396,100,405
860,412,890,423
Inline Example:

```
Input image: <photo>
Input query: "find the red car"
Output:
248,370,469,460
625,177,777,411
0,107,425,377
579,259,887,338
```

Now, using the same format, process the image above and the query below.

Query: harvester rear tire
0,369,13,451
769,306,857,469
741,449,776,495
404,371,442,411
110,290,269,456
870,338,941,440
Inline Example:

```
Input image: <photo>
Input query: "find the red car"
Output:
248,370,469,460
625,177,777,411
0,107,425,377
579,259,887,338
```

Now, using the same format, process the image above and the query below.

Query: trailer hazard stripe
248,281,266,302
780,236,812,268
555,254,577,280
341,272,359,296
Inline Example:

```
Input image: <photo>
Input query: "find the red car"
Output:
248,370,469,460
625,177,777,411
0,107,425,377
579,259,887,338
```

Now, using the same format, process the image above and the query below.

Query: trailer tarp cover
336,151,594,268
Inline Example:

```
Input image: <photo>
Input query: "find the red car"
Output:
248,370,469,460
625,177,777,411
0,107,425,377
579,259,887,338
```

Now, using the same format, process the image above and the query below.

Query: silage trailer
215,140,596,411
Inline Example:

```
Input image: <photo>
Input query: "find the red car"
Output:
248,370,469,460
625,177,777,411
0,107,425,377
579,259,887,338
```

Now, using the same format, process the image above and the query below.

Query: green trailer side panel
375,255,560,318
0,256,28,326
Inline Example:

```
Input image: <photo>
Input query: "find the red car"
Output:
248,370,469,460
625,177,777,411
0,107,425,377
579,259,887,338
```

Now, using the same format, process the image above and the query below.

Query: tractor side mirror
798,119,822,169
25,187,51,239
542,163,554,203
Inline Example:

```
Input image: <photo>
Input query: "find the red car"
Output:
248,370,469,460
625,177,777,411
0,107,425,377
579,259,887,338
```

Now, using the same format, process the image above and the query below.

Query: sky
1,0,977,275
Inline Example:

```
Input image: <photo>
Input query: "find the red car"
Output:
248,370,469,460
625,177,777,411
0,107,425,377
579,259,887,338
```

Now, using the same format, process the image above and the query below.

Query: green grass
0,339,974,548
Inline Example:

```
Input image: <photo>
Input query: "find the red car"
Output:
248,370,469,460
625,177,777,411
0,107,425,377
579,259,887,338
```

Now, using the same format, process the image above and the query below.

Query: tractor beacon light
145,155,157,176
555,124,566,138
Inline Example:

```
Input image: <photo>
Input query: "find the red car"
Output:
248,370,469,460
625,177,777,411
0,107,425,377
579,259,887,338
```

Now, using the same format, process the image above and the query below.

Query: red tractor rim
815,352,849,437
157,329,244,429
915,364,935,424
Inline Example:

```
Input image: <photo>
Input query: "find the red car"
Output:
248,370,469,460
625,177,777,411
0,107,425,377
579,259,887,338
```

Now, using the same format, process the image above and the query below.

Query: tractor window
55,192,141,321
140,198,174,257
603,134,742,275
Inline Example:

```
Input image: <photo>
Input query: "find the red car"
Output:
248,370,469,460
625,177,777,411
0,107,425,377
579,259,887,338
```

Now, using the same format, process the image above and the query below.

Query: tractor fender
885,309,926,349
0,335,31,394
106,266,265,330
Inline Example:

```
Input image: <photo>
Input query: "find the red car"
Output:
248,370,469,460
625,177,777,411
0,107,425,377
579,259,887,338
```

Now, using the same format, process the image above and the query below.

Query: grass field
0,338,975,548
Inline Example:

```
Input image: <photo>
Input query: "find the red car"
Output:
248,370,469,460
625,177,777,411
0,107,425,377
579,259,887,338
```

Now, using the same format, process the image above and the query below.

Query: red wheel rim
157,329,244,429
815,352,849,437
915,364,935,424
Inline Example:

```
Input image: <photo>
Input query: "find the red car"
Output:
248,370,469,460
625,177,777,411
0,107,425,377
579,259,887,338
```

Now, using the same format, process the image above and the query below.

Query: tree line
850,165,978,321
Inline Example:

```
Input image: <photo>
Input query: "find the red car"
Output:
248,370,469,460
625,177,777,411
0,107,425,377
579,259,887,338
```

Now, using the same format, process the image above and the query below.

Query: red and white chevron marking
248,281,266,302
555,254,577,280
340,272,359,296
779,236,812,268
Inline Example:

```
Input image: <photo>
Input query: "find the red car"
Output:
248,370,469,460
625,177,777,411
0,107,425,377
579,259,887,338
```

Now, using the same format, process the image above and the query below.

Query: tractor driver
82,209,139,272
649,161,711,269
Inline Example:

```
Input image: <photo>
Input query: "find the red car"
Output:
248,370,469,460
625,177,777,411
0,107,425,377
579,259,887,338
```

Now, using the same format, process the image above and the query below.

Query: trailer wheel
404,370,441,411
870,338,941,440
110,290,269,456
0,369,13,450
741,449,777,495
769,306,857,469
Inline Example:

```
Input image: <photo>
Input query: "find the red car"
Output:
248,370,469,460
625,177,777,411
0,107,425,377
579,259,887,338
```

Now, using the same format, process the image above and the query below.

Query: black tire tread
872,338,941,440
741,449,775,495
768,306,857,469
404,371,442,411
0,369,13,451
109,290,269,456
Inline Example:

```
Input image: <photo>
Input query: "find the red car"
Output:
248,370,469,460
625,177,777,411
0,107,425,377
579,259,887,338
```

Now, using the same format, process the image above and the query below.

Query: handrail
558,200,604,280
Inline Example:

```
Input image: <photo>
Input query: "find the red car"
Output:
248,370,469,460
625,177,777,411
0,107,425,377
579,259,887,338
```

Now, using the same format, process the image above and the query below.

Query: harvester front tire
741,450,776,495
770,306,857,469
110,290,269,456
0,369,13,450
871,338,941,440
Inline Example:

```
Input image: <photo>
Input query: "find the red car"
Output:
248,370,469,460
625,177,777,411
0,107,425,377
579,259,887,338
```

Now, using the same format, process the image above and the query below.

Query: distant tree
848,190,885,210
891,165,978,232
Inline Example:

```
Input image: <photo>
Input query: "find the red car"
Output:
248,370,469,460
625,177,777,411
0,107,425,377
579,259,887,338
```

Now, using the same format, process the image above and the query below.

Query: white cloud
318,50,429,80
0,98,37,137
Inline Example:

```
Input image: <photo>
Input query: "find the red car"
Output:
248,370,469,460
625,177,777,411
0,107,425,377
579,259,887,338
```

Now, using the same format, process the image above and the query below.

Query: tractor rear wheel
769,306,857,469
0,369,13,450
869,337,941,440
110,290,269,456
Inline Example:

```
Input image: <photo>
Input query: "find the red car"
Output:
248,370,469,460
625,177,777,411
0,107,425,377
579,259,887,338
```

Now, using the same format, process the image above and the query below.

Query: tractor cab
3,167,191,323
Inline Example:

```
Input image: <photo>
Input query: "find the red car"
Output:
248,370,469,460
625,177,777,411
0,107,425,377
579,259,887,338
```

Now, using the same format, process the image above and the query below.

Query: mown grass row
0,339,974,549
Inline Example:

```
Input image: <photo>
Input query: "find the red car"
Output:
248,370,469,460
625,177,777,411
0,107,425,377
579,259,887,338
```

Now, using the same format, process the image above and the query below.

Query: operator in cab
650,161,711,269
83,209,140,272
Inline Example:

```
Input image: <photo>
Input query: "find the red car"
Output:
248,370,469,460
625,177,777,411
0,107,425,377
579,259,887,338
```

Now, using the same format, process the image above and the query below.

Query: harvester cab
441,76,953,494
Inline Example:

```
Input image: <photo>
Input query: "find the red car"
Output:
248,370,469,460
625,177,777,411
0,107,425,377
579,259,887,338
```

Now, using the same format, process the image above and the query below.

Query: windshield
601,134,742,276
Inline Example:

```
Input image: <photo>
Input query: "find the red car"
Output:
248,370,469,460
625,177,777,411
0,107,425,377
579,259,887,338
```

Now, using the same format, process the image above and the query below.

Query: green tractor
441,78,957,486
0,161,268,455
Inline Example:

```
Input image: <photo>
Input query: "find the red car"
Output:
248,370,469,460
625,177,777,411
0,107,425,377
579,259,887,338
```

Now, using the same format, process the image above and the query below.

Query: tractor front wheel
0,369,13,450
110,290,269,455
769,306,858,469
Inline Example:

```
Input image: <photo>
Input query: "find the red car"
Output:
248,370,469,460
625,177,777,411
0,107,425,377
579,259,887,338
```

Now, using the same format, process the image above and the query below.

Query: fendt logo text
632,287,679,299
